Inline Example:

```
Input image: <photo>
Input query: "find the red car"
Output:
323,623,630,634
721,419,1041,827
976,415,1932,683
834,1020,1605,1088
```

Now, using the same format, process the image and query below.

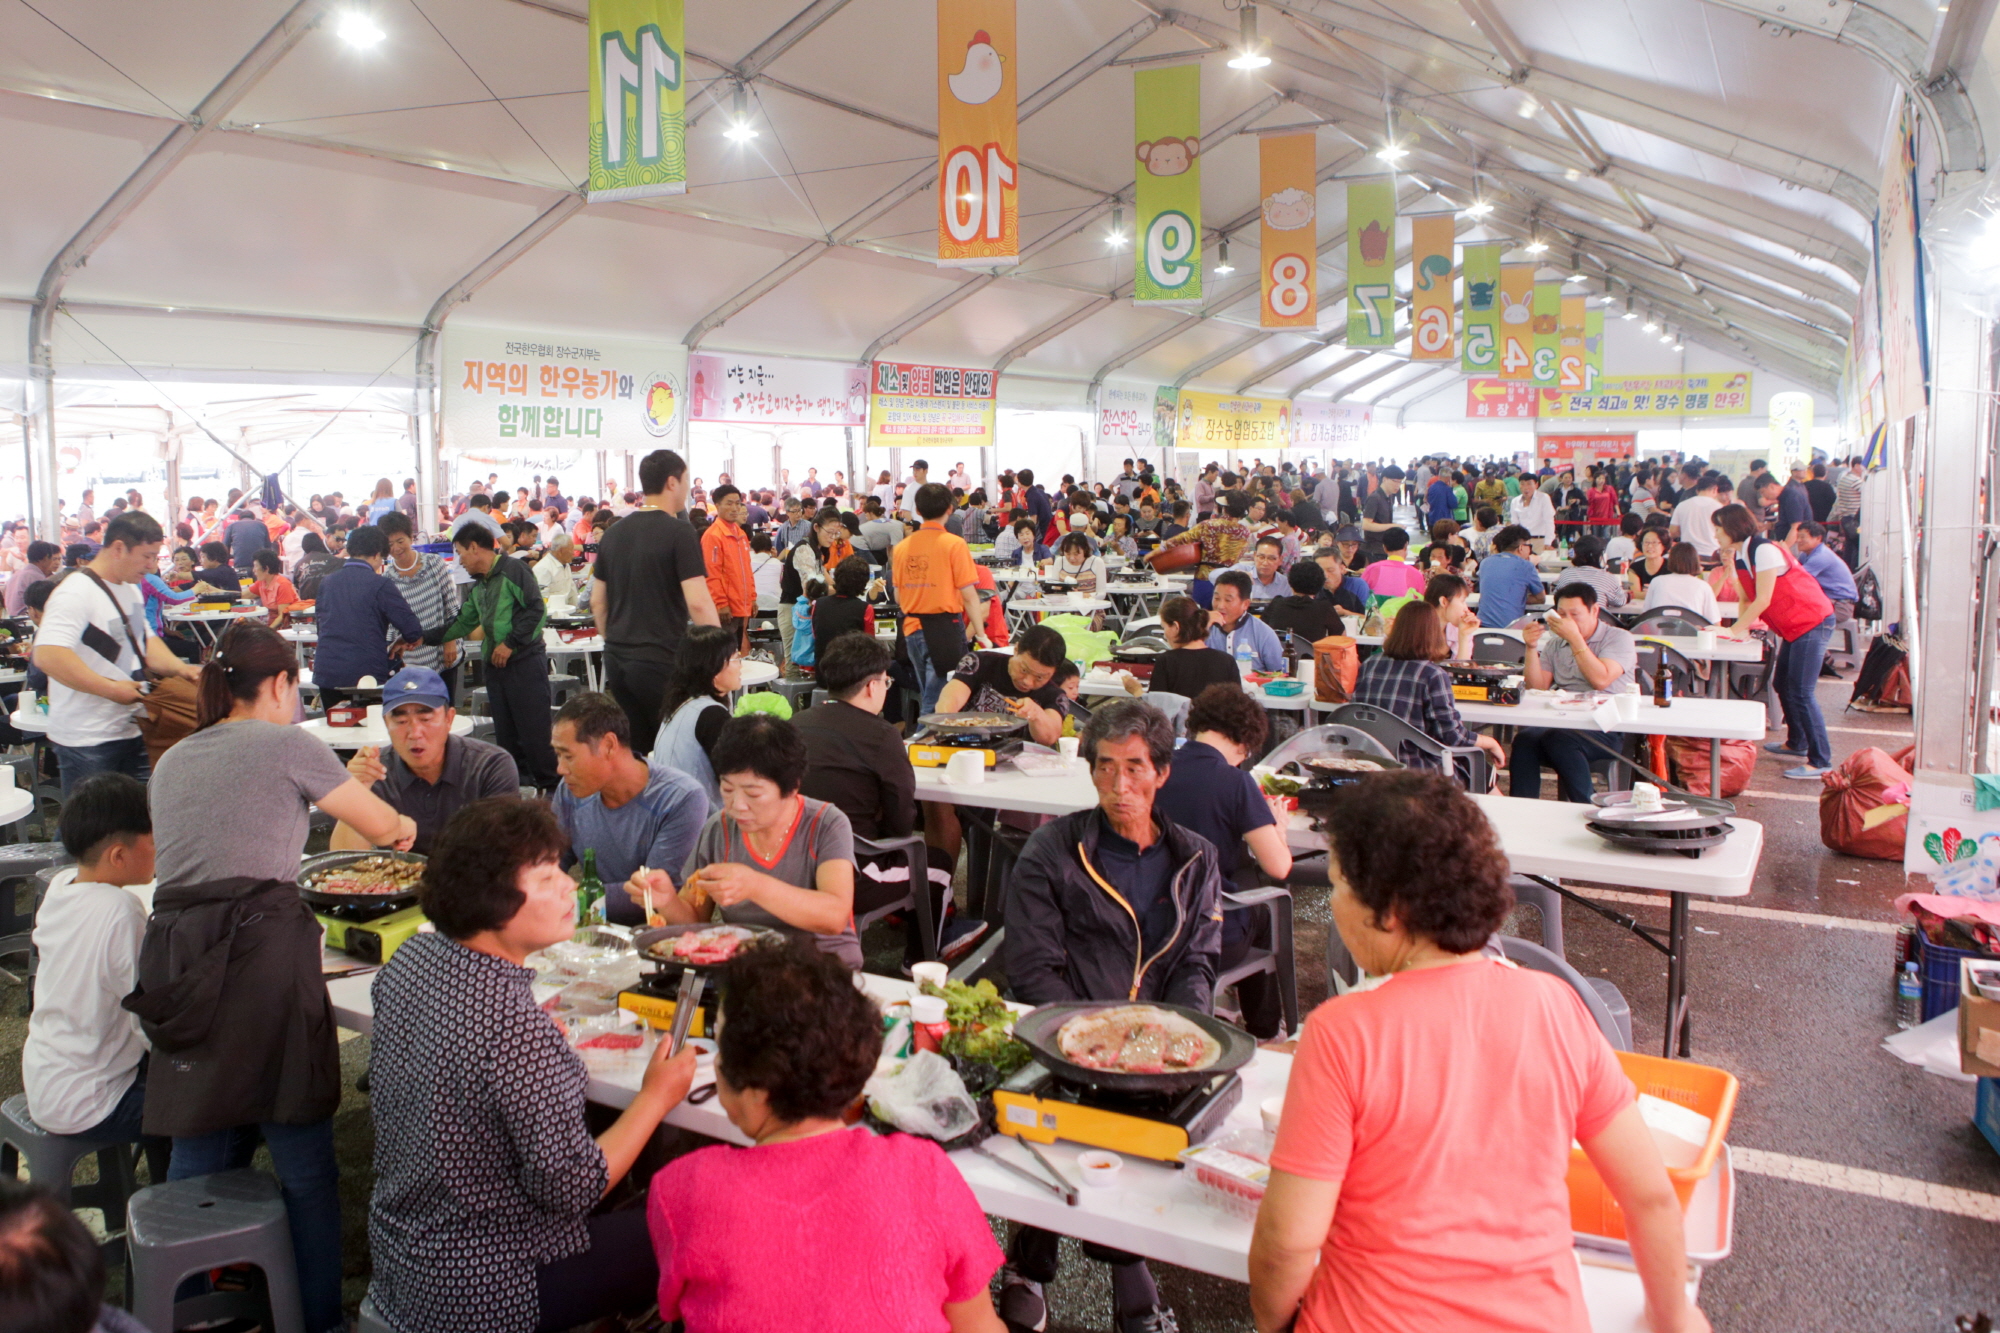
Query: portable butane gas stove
1446,662,1523,704
315,901,428,964
907,712,1029,769
993,1062,1244,1162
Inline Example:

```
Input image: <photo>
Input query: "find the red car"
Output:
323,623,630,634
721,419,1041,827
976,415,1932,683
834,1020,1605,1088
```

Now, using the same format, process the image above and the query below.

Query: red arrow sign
1465,379,1539,418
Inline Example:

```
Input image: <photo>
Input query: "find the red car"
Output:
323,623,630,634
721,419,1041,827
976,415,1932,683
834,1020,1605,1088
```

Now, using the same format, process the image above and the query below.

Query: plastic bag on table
863,1049,979,1141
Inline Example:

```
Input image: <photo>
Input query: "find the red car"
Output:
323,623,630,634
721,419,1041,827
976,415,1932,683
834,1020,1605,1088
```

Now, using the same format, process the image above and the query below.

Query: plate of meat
296,850,426,909
636,922,784,971
1010,1001,1255,1093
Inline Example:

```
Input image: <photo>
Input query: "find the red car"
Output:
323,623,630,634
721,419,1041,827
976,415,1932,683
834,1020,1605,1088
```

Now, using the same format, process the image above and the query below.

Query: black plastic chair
1326,702,1491,792
1470,632,1526,665
851,833,939,963
1628,606,1712,638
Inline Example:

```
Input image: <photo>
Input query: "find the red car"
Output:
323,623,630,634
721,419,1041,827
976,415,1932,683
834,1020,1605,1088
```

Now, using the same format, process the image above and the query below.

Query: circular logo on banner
641,369,683,437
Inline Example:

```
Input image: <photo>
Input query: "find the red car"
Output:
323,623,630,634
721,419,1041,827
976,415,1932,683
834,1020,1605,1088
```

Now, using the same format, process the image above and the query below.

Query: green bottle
576,849,605,928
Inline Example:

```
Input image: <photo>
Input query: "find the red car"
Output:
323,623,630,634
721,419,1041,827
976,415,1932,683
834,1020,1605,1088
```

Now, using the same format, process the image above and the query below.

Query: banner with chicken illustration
1460,242,1501,375
1345,178,1396,346
1257,134,1316,328
1134,64,1202,305
937,0,1017,266
1408,213,1455,359
1497,263,1535,381
586,0,686,201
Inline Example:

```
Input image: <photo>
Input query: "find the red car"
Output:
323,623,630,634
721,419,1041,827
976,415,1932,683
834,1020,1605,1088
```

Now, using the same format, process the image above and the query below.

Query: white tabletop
1636,633,1762,665
1444,693,1767,741
0,784,34,824
1008,596,1114,615
296,712,476,750
10,706,47,734
544,627,602,654
167,605,265,621
738,659,780,689
280,626,319,644
322,969,1702,1327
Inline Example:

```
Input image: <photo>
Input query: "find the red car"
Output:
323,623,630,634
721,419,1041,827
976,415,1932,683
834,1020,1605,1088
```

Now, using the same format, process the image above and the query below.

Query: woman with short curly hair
1249,771,1708,1333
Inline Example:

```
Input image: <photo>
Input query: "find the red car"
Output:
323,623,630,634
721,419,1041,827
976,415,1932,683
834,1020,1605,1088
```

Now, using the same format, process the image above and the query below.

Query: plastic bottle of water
1235,639,1255,677
1896,961,1923,1030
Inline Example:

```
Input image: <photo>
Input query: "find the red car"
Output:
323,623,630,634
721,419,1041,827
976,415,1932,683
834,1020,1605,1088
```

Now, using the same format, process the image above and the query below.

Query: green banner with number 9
1134,64,1202,306
1345,178,1397,346
1460,242,1501,374
588,0,686,202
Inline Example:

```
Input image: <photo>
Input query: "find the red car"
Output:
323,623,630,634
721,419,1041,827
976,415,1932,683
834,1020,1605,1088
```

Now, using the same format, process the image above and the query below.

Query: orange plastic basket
1566,1050,1738,1241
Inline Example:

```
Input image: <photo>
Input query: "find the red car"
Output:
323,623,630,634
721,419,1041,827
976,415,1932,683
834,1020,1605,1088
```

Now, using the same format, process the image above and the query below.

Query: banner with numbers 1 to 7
1258,134,1317,328
1460,242,1501,375
1346,178,1397,346
1497,264,1535,380
937,0,1018,267
587,0,685,202
1537,373,1755,419
867,361,997,451
1530,281,1561,386
1133,64,1202,305
441,327,686,450
1409,214,1455,360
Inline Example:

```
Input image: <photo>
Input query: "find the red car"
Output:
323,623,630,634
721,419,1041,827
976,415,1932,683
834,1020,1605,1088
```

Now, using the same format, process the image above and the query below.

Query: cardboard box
1976,1078,2000,1157
1957,958,2000,1077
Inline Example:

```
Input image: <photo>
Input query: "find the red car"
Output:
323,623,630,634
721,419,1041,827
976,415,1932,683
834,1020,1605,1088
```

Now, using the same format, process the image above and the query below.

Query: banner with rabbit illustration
1409,214,1455,359
1257,134,1317,328
937,0,1018,267
1497,263,1535,381
1345,178,1396,346
1460,242,1501,376
1134,64,1203,305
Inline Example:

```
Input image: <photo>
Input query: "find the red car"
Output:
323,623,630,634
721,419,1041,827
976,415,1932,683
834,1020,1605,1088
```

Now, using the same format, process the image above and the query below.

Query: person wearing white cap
330,666,520,855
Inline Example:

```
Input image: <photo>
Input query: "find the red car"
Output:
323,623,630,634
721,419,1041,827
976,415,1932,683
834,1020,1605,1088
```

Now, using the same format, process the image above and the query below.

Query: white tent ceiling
3,0,1996,415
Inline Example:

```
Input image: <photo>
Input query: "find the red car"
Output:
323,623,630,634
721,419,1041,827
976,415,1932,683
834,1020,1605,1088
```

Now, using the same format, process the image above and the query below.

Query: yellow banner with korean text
1537,373,1755,419
1258,134,1317,328
1409,214,1455,360
1171,390,1292,450
937,0,1018,267
868,361,997,451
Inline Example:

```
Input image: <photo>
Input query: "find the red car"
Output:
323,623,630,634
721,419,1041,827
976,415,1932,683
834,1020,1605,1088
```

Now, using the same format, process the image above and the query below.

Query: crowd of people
0,441,1850,1333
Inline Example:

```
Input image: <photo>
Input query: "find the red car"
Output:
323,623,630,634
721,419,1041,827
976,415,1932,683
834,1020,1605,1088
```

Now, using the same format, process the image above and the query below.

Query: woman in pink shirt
1249,772,1708,1333
1357,528,1428,599
647,941,1005,1333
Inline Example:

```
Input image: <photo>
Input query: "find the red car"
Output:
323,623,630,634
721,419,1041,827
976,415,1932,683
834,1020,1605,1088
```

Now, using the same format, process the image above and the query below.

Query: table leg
1709,741,1721,799
1664,891,1692,1057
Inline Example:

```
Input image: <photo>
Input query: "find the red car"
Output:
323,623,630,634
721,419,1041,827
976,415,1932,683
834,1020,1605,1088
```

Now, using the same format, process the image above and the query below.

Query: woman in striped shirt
377,511,463,689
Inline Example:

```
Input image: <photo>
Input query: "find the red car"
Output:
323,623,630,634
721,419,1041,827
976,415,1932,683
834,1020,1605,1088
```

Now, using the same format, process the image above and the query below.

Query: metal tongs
974,1137,1079,1207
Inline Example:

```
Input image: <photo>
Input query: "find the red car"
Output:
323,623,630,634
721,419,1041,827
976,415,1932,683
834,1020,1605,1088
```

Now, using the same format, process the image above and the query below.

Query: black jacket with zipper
1003,808,1223,1011
122,877,341,1137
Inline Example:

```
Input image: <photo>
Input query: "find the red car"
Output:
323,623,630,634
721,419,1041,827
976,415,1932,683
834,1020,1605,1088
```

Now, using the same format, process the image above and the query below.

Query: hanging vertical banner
1151,385,1181,455
1497,263,1535,380
1134,65,1202,305
1345,178,1397,346
586,0,686,202
1583,305,1605,380
1257,134,1317,328
1460,242,1502,376
1878,99,1927,423
1408,214,1455,360
1769,391,1814,474
937,0,1018,267
1556,293,1588,394
1530,281,1561,387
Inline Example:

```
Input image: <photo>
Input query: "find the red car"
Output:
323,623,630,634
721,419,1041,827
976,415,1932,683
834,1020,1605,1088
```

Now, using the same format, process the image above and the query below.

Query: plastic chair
1214,885,1300,1036
1507,876,1565,958
1144,690,1191,738
1628,606,1712,636
127,1169,306,1333
1121,616,1164,641
1633,641,1698,697
851,833,939,963
1495,935,1632,1051
1324,702,1489,792
1,1094,141,1242
0,843,72,991
1470,632,1526,665
357,1294,394,1333
1262,723,1400,774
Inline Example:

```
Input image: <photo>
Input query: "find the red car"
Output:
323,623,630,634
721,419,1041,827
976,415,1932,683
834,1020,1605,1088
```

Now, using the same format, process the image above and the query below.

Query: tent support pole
1913,303,1987,773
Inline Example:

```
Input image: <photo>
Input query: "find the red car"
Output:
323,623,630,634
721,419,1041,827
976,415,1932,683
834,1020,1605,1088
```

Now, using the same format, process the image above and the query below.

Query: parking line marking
1733,1148,2000,1222
1574,889,1901,934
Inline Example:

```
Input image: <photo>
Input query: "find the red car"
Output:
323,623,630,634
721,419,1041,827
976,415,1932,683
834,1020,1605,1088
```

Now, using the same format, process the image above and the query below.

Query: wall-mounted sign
1294,400,1371,447
867,361,996,451
1769,391,1814,472
688,352,867,425
441,327,685,450
1538,433,1635,466
1171,389,1291,449
1095,383,1155,451
1465,379,1540,419
1538,373,1754,419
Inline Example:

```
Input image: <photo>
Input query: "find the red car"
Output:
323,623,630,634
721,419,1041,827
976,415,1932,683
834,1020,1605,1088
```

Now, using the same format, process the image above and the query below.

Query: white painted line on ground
1575,888,1902,934
1736,788,1819,803
1826,726,1911,737
1733,1147,2000,1222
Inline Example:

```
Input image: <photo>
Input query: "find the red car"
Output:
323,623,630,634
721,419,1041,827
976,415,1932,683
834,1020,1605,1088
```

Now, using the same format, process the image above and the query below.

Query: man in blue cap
330,666,520,855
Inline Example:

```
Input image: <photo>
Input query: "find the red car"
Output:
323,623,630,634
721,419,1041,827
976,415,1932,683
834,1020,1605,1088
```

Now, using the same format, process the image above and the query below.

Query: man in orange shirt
893,482,990,713
700,484,756,650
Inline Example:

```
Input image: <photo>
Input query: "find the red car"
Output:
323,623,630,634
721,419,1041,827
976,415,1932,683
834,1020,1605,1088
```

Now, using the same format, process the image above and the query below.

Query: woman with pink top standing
647,940,1005,1332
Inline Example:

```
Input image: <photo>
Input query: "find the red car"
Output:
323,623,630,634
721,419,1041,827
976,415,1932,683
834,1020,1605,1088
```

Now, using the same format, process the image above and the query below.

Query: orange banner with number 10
1258,134,1317,328
1409,214,1455,360
937,0,1017,267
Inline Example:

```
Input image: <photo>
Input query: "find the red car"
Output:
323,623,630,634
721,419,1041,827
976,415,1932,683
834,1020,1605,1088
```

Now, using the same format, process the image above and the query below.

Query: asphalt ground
2,672,1993,1331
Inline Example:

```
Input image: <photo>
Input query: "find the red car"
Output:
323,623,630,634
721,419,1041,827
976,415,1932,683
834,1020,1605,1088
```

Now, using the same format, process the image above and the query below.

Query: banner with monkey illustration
1459,242,1501,376
1134,64,1202,305
936,0,1018,267
1408,213,1455,359
1257,134,1316,329
1344,178,1396,346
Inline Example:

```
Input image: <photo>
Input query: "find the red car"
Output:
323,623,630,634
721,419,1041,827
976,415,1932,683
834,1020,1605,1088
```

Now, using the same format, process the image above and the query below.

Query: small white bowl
684,1036,717,1064
1077,1150,1123,1188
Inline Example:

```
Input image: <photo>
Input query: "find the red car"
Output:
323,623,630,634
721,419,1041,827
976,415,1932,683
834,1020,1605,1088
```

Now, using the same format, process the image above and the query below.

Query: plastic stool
357,1292,395,1333
1586,978,1635,1051
0,1094,140,1235
128,1169,306,1333
1508,876,1565,958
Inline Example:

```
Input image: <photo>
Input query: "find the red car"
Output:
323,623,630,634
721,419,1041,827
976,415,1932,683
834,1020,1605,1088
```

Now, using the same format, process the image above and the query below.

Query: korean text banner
689,353,867,426
868,361,997,451
442,328,686,450
1096,383,1155,451
1294,400,1371,447
1460,243,1501,375
1538,373,1755,419
1465,379,1539,419
1345,178,1397,346
1538,433,1635,465
1134,65,1202,304
1257,134,1316,328
1172,390,1291,449
587,0,685,202
937,0,1018,267
1530,281,1561,386
1409,214,1455,360
1498,265,1534,380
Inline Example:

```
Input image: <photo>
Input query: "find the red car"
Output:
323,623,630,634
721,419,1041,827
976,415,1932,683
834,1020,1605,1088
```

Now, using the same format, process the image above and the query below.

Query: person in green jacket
419,525,557,788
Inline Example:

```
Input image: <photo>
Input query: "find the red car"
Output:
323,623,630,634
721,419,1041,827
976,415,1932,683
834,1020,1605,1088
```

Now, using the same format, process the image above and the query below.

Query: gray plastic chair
1496,935,1633,1051
1470,632,1526,665
1628,606,1712,636
128,1169,305,1333
1214,885,1300,1037
1,1094,141,1242
1325,702,1490,792
1262,723,1399,774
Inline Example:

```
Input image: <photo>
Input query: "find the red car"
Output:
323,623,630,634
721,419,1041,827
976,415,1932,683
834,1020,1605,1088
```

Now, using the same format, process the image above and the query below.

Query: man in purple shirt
5,543,60,618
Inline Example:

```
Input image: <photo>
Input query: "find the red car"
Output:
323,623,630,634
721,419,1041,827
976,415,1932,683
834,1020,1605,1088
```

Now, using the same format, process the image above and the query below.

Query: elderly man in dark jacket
998,698,1222,1333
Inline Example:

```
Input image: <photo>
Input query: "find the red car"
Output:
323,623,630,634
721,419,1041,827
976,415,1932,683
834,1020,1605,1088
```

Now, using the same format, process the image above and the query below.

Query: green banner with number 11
1345,179,1397,346
588,0,686,202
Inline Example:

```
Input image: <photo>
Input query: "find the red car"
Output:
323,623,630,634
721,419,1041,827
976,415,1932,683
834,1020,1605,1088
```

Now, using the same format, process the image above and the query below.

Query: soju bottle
576,849,605,928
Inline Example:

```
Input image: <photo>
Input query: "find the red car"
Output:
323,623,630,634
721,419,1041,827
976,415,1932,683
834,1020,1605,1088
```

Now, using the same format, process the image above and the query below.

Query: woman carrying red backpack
1715,503,1834,779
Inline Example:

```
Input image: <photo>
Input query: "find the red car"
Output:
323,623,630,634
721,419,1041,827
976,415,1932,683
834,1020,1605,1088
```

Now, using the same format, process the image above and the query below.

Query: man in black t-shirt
924,625,1069,864
1358,466,1402,565
590,448,718,750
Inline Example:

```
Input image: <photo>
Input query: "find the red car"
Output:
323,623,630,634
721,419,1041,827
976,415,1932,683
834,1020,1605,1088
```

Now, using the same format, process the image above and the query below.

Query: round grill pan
1010,1001,1255,1094
296,849,425,910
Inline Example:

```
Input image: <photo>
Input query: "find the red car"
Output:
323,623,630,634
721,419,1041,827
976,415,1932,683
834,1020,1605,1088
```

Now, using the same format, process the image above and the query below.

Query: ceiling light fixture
1214,236,1235,275
1642,315,1659,332
1567,271,1586,284
1376,143,1408,165
1660,331,1674,343
1674,341,1685,351
1228,4,1273,68
725,83,759,142
1523,236,1549,255
1461,199,1493,219
336,8,385,47
1621,299,1636,320
1107,204,1128,249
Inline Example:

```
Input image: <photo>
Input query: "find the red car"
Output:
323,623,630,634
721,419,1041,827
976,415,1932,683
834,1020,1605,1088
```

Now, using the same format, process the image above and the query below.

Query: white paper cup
1057,736,1080,761
1614,693,1640,722
1260,1096,1285,1135
910,961,949,990
909,994,948,1025
944,750,985,785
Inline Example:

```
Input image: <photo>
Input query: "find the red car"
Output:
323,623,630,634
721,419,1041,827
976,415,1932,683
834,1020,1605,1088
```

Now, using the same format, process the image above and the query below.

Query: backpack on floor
1819,746,1912,859
1849,633,1909,712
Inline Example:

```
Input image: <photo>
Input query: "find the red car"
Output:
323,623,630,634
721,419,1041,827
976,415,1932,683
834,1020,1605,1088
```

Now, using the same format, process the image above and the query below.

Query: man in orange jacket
701,485,756,649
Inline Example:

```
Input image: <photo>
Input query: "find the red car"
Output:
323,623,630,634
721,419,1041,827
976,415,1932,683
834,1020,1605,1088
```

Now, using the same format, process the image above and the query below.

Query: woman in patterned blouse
1154,490,1254,577
1351,601,1507,780
366,799,698,1333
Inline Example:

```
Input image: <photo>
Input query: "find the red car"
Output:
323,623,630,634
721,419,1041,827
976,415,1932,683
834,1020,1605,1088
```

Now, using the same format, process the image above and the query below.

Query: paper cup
1614,693,1640,722
1057,736,1080,761
1260,1096,1285,1135
0,764,14,789
910,961,949,990
944,750,985,785
1077,1150,1124,1188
